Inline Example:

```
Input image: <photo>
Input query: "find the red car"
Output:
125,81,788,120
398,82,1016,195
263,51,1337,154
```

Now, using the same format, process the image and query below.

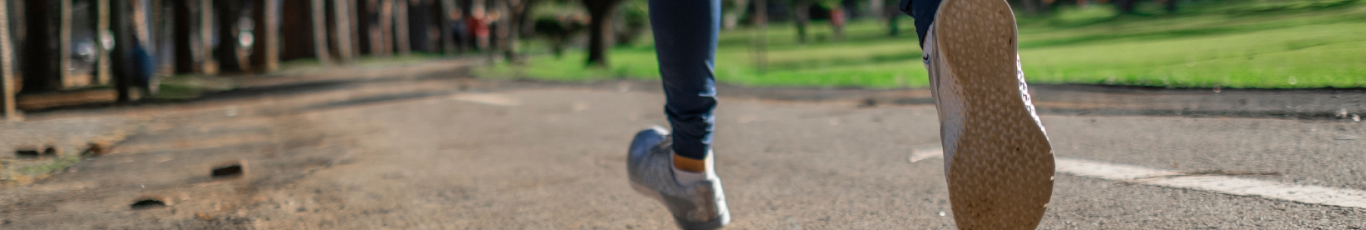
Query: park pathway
1,66,1363,229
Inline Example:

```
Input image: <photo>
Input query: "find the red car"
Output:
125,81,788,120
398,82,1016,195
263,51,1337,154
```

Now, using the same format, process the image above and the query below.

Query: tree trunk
753,0,767,72
519,0,537,36
438,0,458,54
311,0,332,63
111,0,133,102
583,0,619,68
406,0,433,53
251,0,281,73
154,0,176,79
176,0,203,71
366,0,396,56
503,0,522,64
1,0,18,120
330,0,354,62
393,0,409,55
348,0,362,55
23,0,56,90
794,1,808,44
215,0,248,73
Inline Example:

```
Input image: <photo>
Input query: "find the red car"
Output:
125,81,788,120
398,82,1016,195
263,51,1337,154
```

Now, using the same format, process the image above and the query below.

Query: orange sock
673,155,708,173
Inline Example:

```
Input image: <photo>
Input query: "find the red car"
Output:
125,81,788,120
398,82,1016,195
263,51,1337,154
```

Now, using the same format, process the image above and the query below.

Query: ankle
673,154,708,173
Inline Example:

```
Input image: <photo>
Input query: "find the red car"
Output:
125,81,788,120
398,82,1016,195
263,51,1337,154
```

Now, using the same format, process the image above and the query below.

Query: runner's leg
625,3,731,229
648,0,722,173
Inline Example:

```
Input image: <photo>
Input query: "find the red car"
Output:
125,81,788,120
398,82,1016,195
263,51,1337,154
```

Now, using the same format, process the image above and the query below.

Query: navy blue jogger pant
648,0,940,160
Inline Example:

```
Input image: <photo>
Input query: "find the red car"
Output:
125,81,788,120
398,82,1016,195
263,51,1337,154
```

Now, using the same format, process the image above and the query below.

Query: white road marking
909,148,1366,209
908,147,944,163
450,94,520,106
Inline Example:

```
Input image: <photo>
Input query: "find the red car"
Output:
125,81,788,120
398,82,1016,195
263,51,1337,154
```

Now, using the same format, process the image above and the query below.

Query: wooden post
59,0,77,88
355,0,374,55
199,0,216,74
96,0,111,84
2,0,19,121
392,0,409,55
251,0,280,73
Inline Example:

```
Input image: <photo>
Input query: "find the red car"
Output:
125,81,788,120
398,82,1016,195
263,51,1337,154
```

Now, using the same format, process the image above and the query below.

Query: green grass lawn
480,0,1366,89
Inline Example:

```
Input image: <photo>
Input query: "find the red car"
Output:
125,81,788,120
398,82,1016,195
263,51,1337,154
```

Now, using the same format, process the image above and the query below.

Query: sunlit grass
480,0,1366,89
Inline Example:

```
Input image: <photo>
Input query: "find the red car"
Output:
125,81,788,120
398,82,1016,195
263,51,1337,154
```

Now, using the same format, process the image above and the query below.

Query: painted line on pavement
909,148,1366,209
450,94,520,106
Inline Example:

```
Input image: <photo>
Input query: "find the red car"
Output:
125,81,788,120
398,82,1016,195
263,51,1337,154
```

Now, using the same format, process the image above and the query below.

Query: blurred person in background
465,7,491,51
451,10,471,52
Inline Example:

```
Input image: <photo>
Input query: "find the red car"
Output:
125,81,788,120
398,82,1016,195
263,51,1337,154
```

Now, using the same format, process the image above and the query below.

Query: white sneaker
922,0,1056,228
627,127,730,230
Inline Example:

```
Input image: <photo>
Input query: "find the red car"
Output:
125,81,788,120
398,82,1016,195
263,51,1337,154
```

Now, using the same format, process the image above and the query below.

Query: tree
497,0,545,64
580,0,625,68
501,0,532,63
533,16,585,58
215,0,251,73
752,0,768,72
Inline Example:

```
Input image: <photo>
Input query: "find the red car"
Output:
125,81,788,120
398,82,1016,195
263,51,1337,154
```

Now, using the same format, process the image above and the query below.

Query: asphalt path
1,75,1363,229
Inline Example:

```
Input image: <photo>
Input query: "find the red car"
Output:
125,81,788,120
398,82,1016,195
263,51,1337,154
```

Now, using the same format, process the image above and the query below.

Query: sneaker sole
629,180,730,230
934,0,1056,229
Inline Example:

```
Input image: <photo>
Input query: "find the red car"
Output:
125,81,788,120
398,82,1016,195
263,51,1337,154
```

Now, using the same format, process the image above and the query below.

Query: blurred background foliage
492,0,1366,89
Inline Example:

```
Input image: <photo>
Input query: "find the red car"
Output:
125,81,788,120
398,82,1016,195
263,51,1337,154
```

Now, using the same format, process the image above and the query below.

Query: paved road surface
1,72,1363,229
